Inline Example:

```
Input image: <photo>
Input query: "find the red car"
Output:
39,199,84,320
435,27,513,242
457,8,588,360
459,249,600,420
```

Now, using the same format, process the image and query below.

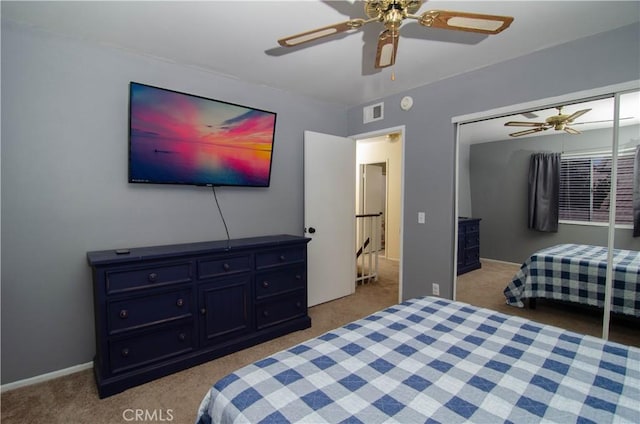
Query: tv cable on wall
212,186,231,250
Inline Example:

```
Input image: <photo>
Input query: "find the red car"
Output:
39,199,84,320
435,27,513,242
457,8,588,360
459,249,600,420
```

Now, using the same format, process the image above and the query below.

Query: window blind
559,153,634,224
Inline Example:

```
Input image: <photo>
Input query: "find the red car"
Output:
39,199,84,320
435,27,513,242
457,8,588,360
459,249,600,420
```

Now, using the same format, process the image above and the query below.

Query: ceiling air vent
363,102,384,123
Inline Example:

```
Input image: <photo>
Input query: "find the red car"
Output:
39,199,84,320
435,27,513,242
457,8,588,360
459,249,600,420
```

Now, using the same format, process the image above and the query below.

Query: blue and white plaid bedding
195,296,640,424
504,244,640,317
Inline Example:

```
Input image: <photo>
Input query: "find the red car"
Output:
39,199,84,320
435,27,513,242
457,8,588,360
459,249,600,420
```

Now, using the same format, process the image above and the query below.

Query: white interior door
304,130,356,306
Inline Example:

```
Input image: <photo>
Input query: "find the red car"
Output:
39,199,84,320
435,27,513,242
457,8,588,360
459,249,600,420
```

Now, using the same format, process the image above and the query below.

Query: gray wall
470,126,640,264
1,22,348,384
347,23,640,301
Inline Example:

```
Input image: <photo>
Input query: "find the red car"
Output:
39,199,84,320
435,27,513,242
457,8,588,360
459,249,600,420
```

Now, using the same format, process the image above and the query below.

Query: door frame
351,125,405,303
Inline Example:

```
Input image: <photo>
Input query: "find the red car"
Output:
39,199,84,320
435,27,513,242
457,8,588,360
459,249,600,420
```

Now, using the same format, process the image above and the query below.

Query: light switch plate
418,212,425,224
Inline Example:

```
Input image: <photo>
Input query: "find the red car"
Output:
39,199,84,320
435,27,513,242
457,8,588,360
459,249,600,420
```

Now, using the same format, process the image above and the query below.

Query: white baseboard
480,257,521,267
1,361,93,393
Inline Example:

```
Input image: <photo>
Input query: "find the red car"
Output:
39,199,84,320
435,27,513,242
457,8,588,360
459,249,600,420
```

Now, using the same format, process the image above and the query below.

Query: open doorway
358,162,386,252
355,132,402,261
354,129,403,303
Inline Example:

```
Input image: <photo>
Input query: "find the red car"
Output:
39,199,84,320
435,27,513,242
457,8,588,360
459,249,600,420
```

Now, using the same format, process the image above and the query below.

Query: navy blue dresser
457,218,481,275
87,234,311,398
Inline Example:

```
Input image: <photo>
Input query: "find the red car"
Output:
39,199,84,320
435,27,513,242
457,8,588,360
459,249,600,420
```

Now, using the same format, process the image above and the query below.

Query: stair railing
355,212,382,284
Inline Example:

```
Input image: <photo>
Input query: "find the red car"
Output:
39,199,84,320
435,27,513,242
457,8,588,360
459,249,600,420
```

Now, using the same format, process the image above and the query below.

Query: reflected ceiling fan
504,106,592,137
277,0,514,69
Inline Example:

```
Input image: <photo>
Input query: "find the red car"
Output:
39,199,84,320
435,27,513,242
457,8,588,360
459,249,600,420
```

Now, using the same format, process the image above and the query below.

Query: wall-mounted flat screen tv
129,82,277,187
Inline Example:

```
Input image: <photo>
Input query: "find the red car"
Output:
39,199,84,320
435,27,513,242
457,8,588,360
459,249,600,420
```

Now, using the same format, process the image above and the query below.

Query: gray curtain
633,145,640,237
528,153,560,232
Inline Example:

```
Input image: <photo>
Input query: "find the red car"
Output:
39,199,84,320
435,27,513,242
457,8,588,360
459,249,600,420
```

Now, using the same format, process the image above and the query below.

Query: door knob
307,227,316,234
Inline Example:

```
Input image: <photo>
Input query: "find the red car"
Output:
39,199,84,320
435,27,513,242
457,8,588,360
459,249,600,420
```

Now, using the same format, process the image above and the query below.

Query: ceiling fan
504,106,592,137
277,0,514,69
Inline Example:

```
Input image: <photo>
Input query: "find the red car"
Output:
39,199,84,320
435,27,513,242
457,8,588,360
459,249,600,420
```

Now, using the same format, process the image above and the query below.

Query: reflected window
559,152,635,224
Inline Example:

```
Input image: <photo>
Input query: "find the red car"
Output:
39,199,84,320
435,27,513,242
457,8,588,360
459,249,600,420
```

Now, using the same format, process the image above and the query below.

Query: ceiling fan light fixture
505,106,592,137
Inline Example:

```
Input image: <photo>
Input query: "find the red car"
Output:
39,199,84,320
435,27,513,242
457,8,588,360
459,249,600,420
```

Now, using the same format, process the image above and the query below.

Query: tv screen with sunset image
128,82,277,187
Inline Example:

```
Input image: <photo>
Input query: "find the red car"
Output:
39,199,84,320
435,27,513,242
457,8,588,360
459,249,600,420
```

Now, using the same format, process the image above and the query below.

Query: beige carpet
3,256,638,424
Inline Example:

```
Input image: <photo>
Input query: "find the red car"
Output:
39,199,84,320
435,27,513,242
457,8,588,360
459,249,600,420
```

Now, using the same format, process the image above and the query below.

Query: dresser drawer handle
176,298,184,307
223,263,230,271
262,281,269,288
200,308,206,315
119,310,128,319
295,274,302,280
178,333,186,341
148,272,158,282
296,301,302,309
121,348,130,357
262,310,269,318
279,255,286,262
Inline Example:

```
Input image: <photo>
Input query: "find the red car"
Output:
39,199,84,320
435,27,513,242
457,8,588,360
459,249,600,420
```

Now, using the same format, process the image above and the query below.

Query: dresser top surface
87,234,310,266
458,217,481,222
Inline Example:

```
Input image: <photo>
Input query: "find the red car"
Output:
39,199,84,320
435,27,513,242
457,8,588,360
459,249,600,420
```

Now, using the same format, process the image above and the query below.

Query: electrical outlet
432,283,440,296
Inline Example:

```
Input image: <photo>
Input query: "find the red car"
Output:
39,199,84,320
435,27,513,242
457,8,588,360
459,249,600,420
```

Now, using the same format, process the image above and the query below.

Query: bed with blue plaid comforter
504,244,640,317
195,296,639,424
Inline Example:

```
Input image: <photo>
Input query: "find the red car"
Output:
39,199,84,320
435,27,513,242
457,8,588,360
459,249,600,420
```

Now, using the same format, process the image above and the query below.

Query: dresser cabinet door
199,276,251,345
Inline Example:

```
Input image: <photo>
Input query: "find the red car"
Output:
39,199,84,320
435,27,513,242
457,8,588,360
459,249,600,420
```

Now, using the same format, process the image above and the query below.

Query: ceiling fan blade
565,108,592,123
375,30,399,69
278,18,367,47
416,10,514,34
564,126,581,135
509,128,545,137
571,117,634,125
504,121,546,127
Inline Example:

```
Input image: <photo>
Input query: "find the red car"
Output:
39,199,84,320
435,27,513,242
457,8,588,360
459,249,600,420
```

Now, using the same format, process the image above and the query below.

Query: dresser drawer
255,266,305,300
106,263,191,294
464,248,480,265
197,255,251,279
108,289,193,334
463,222,480,234
255,247,305,269
256,292,306,329
109,323,194,374
465,232,479,248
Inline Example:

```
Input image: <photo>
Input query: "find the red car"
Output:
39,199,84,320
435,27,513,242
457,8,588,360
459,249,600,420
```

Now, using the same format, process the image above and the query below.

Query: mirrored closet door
454,85,639,345
607,90,640,344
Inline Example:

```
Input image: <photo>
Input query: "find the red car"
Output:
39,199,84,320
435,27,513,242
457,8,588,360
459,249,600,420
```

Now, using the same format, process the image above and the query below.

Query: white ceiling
3,1,639,107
